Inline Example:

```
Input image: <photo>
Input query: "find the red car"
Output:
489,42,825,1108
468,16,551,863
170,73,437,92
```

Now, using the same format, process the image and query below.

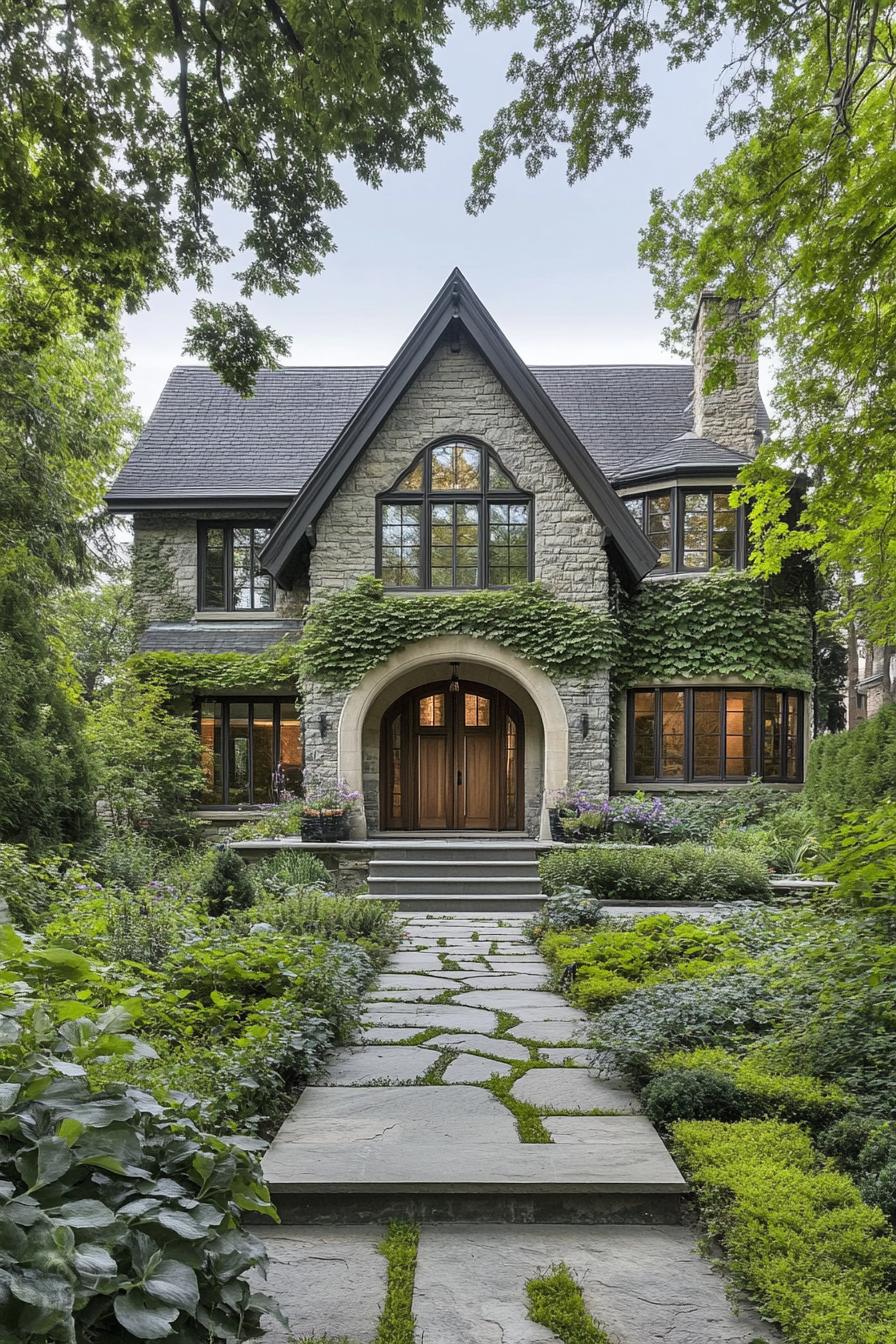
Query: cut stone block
253,1226,385,1344
367,987,454,1002
362,1003,499,1032
442,1053,513,1083
426,1033,530,1062
375,974,463,991
265,1086,518,1158
455,974,547,990
357,1025,421,1045
319,1046,440,1085
511,1068,641,1114
411,1224,778,1344
387,952,446,971
544,1115,660,1144
455,990,571,1010
508,1005,590,1023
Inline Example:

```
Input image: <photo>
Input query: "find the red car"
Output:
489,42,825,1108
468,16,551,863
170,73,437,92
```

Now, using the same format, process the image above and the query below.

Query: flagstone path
257,911,778,1343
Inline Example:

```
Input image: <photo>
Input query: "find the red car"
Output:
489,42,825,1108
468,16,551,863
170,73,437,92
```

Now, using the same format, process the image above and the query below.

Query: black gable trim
260,269,658,587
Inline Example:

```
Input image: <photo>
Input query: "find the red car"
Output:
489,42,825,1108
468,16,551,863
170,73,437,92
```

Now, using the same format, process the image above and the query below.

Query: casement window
623,488,743,573
627,687,804,783
199,524,274,610
198,698,302,805
377,439,532,590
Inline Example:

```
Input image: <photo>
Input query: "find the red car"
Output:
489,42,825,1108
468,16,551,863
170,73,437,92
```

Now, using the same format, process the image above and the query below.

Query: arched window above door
377,438,533,591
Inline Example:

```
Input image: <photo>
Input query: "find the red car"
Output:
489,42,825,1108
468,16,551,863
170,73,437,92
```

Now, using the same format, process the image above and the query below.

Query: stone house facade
109,271,811,838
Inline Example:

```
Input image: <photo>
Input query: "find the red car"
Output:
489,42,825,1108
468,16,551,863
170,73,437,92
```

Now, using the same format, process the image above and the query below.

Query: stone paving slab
318,1045,440,1085
507,1021,591,1045
387,952,446,971
456,974,548,990
426,1032,530,1062
509,1004,590,1023
265,1142,687,1194
544,1116,661,1144
456,989,570,1009
443,1053,513,1083
539,1047,594,1066
511,1069,641,1114
375,973,464,991
357,1025,421,1044
362,1003,499,1032
411,1225,778,1344
254,1226,384,1343
265,1086,518,1157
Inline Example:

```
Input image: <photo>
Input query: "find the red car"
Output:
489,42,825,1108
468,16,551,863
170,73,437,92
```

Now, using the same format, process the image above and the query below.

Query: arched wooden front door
380,680,524,831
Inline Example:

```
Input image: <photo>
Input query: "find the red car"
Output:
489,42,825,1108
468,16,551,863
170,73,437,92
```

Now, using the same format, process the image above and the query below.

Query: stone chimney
692,291,761,456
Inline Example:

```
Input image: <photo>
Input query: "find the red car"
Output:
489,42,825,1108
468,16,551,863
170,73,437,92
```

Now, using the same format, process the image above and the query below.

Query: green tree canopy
467,0,896,642
0,0,458,391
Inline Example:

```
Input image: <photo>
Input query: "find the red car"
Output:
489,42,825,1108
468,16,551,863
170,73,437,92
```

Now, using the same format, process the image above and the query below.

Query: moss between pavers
374,1221,419,1344
526,1264,611,1344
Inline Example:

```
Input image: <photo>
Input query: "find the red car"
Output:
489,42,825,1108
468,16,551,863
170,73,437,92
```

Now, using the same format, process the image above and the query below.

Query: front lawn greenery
526,1264,610,1344
540,842,772,904
297,577,618,687
672,1120,896,1344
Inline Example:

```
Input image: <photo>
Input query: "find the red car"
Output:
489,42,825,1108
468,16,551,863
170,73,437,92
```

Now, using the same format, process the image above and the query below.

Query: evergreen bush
642,1066,746,1125
201,848,256,916
540,842,771,903
805,705,896,832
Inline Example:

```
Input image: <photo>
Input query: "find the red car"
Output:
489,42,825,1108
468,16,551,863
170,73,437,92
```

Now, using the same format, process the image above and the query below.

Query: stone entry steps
366,841,543,909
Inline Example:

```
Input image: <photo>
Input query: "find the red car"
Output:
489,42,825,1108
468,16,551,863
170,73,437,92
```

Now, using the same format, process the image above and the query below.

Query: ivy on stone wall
132,535,193,628
615,573,814,691
297,577,618,689
128,641,299,698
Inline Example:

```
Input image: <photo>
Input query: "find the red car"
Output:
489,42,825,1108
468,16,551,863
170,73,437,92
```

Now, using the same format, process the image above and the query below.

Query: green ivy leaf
113,1289,179,1339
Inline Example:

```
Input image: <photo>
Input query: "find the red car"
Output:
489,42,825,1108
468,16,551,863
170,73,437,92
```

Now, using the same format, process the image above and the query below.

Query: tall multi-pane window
628,687,803,783
377,439,531,590
198,699,302,805
199,524,274,610
622,487,743,573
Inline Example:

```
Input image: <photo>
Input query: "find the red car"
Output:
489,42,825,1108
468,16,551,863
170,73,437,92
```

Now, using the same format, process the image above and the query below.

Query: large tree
466,1,896,647
0,0,458,391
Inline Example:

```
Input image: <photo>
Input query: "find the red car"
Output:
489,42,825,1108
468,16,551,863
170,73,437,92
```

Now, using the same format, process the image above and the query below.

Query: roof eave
613,460,748,487
261,269,659,586
106,491,295,514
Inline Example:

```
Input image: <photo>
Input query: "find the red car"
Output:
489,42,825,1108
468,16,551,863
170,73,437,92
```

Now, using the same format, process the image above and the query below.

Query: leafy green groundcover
540,843,772,904
0,926,279,1344
526,1265,610,1344
672,1120,896,1344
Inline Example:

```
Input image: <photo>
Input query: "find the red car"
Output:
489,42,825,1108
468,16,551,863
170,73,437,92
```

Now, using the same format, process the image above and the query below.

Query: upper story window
624,488,743,574
377,438,532,590
199,524,274,611
627,686,803,784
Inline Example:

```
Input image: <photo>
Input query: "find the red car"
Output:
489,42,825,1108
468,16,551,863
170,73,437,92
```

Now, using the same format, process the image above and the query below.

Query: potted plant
548,787,598,842
299,780,362,842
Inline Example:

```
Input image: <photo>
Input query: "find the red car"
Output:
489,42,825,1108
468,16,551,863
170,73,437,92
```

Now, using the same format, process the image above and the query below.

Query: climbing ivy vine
615,574,813,691
128,642,299,699
296,578,618,689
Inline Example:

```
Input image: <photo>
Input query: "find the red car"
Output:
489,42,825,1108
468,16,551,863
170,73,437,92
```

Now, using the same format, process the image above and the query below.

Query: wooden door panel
417,735,449,829
462,732,494,829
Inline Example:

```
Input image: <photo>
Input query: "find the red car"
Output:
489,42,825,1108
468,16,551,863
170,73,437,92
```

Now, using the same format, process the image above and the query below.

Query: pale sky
124,15,736,418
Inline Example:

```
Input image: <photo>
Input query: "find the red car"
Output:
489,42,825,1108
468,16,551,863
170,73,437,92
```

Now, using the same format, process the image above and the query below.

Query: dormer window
623,487,744,574
199,523,274,610
377,439,532,590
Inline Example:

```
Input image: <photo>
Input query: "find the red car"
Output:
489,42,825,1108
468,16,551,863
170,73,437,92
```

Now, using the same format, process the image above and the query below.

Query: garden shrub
642,1066,746,1125
540,842,771,903
672,1119,896,1344
805,704,896,833
650,1048,850,1129
254,849,332,891
525,886,608,938
201,847,256,916
594,969,771,1078
230,801,304,840
819,1118,896,1226
814,800,896,909
0,925,278,1342
245,888,400,958
0,843,53,929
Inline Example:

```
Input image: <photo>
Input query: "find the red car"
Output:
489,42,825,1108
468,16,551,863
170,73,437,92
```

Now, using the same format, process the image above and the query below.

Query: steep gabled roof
260,269,658,586
612,433,752,485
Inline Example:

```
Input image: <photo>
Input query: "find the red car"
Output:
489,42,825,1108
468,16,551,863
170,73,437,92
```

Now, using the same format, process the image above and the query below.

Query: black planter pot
300,812,349,842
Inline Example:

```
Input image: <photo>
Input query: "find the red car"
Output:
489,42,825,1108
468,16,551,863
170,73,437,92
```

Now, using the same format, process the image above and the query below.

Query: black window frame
195,696,303,806
626,686,804,784
621,486,747,574
376,437,534,591
197,522,276,611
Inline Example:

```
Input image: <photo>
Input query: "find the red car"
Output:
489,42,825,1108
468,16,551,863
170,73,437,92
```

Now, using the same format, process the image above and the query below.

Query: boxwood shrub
672,1119,896,1344
653,1047,851,1130
540,842,772,903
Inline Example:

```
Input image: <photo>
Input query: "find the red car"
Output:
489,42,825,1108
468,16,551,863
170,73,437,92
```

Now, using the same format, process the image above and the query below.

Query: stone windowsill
614,781,803,793
192,610,299,622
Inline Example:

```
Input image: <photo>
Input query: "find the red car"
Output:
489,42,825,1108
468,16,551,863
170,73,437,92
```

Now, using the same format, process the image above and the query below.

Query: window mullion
684,689,693,783
719,689,728,782
707,493,714,569
249,530,256,608
225,528,233,611
222,702,230,804
247,703,255,804
654,689,661,778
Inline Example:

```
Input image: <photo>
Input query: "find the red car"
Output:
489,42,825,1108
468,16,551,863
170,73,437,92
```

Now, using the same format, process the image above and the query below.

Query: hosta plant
0,925,280,1342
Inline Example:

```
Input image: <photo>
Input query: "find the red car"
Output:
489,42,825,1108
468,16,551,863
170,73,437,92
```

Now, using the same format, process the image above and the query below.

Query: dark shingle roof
109,362,767,506
138,622,301,654
612,433,752,484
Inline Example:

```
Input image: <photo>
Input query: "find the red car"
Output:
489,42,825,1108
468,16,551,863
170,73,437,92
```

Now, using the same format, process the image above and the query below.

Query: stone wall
309,332,609,613
132,510,306,628
692,294,761,457
558,672,612,800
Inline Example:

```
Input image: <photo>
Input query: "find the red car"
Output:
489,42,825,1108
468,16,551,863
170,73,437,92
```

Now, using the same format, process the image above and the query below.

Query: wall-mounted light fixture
448,662,461,694
319,712,330,740
580,712,590,739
